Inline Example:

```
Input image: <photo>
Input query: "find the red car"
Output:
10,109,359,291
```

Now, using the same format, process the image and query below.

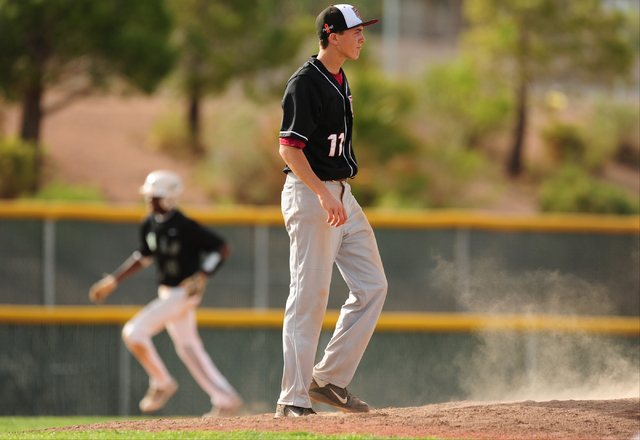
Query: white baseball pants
122,285,239,408
278,173,388,408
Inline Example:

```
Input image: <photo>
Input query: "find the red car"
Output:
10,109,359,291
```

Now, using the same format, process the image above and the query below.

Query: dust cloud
431,255,640,402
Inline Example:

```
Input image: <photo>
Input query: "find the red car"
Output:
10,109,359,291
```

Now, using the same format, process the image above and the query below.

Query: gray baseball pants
278,173,388,408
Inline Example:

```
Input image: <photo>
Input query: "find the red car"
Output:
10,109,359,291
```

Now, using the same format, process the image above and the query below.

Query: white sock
314,376,328,387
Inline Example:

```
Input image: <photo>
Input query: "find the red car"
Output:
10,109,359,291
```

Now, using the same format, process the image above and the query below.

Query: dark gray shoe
308,378,370,413
274,404,317,418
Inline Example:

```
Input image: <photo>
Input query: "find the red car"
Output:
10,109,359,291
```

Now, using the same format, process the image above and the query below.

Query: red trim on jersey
332,71,344,87
279,137,306,148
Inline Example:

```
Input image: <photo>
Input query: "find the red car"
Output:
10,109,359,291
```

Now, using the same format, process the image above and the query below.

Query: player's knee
375,274,388,295
122,322,146,347
374,277,388,303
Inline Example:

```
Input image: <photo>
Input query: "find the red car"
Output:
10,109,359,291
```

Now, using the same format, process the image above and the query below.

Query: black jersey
279,56,357,181
139,210,226,287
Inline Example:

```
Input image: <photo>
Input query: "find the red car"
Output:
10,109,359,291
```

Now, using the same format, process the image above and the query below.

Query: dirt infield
54,398,639,439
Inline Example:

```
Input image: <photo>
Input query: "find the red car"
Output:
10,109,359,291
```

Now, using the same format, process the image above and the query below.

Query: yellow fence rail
0,201,638,233
1,305,637,335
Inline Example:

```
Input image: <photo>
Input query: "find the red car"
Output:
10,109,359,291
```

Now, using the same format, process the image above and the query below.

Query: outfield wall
0,307,637,416
1,203,639,415
1,202,638,315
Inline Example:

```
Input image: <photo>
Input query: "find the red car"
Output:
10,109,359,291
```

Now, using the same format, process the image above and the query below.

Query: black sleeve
280,74,322,144
189,219,226,254
138,217,153,257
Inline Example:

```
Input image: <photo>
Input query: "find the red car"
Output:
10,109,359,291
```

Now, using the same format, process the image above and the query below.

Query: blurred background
0,0,638,212
0,0,638,418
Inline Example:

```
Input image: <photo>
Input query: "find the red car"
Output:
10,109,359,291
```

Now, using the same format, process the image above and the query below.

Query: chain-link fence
1,207,638,315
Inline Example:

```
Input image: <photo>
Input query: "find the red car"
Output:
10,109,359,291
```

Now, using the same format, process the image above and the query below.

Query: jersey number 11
328,133,345,157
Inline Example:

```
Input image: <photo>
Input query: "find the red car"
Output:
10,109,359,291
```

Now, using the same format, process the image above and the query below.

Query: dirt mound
51,398,640,439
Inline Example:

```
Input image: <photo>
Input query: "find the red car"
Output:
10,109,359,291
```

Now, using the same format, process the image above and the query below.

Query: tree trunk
506,24,530,177
19,29,49,192
507,78,528,177
21,27,48,145
20,80,44,144
188,92,204,156
19,79,44,192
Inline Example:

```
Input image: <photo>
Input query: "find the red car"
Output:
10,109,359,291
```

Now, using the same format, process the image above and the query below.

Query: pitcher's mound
52,398,639,439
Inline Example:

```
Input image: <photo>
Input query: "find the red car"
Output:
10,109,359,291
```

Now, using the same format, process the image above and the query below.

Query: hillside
4,94,209,206
2,93,638,211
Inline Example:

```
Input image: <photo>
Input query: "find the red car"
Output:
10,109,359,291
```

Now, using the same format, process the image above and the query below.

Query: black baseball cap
316,4,379,40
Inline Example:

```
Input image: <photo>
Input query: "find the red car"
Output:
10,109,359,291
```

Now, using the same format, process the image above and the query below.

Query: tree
0,0,175,152
166,0,310,155
462,0,636,176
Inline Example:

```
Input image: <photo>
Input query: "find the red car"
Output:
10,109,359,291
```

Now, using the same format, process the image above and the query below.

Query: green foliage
542,122,586,165
192,92,285,205
580,97,640,170
590,98,640,169
539,166,639,214
345,57,505,210
0,0,175,154
615,138,640,168
292,0,382,21
168,0,311,96
624,5,640,54
462,0,638,176
346,66,435,208
0,137,38,198
0,0,175,99
463,0,636,83
350,67,418,161
423,57,512,148
186,57,499,210
418,144,492,210
163,0,313,156
149,108,194,160
543,97,640,172
31,180,104,202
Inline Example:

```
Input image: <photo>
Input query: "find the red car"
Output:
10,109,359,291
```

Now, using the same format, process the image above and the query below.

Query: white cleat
139,380,178,414
203,396,243,418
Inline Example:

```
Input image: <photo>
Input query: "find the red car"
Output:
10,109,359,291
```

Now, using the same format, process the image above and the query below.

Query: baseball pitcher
275,4,388,418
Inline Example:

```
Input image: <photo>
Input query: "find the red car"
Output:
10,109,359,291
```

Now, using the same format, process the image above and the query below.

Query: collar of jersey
309,56,346,97
153,209,177,223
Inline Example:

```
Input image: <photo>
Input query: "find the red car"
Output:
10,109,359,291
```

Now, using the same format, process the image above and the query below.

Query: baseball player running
275,4,388,418
89,170,242,417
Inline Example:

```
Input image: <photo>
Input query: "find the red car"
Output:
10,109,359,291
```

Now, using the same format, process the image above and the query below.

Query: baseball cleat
308,377,370,413
203,396,243,418
274,404,317,418
139,380,178,413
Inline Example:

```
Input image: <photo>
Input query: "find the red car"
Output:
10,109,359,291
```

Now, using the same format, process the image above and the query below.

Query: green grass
0,417,118,432
2,430,421,440
0,418,436,440
30,180,105,202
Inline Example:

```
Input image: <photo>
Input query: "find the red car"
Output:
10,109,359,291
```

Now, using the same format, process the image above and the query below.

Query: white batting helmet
139,170,183,211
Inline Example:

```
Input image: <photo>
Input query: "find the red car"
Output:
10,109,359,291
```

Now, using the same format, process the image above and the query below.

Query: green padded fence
0,307,638,416
1,202,638,416
1,202,638,316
